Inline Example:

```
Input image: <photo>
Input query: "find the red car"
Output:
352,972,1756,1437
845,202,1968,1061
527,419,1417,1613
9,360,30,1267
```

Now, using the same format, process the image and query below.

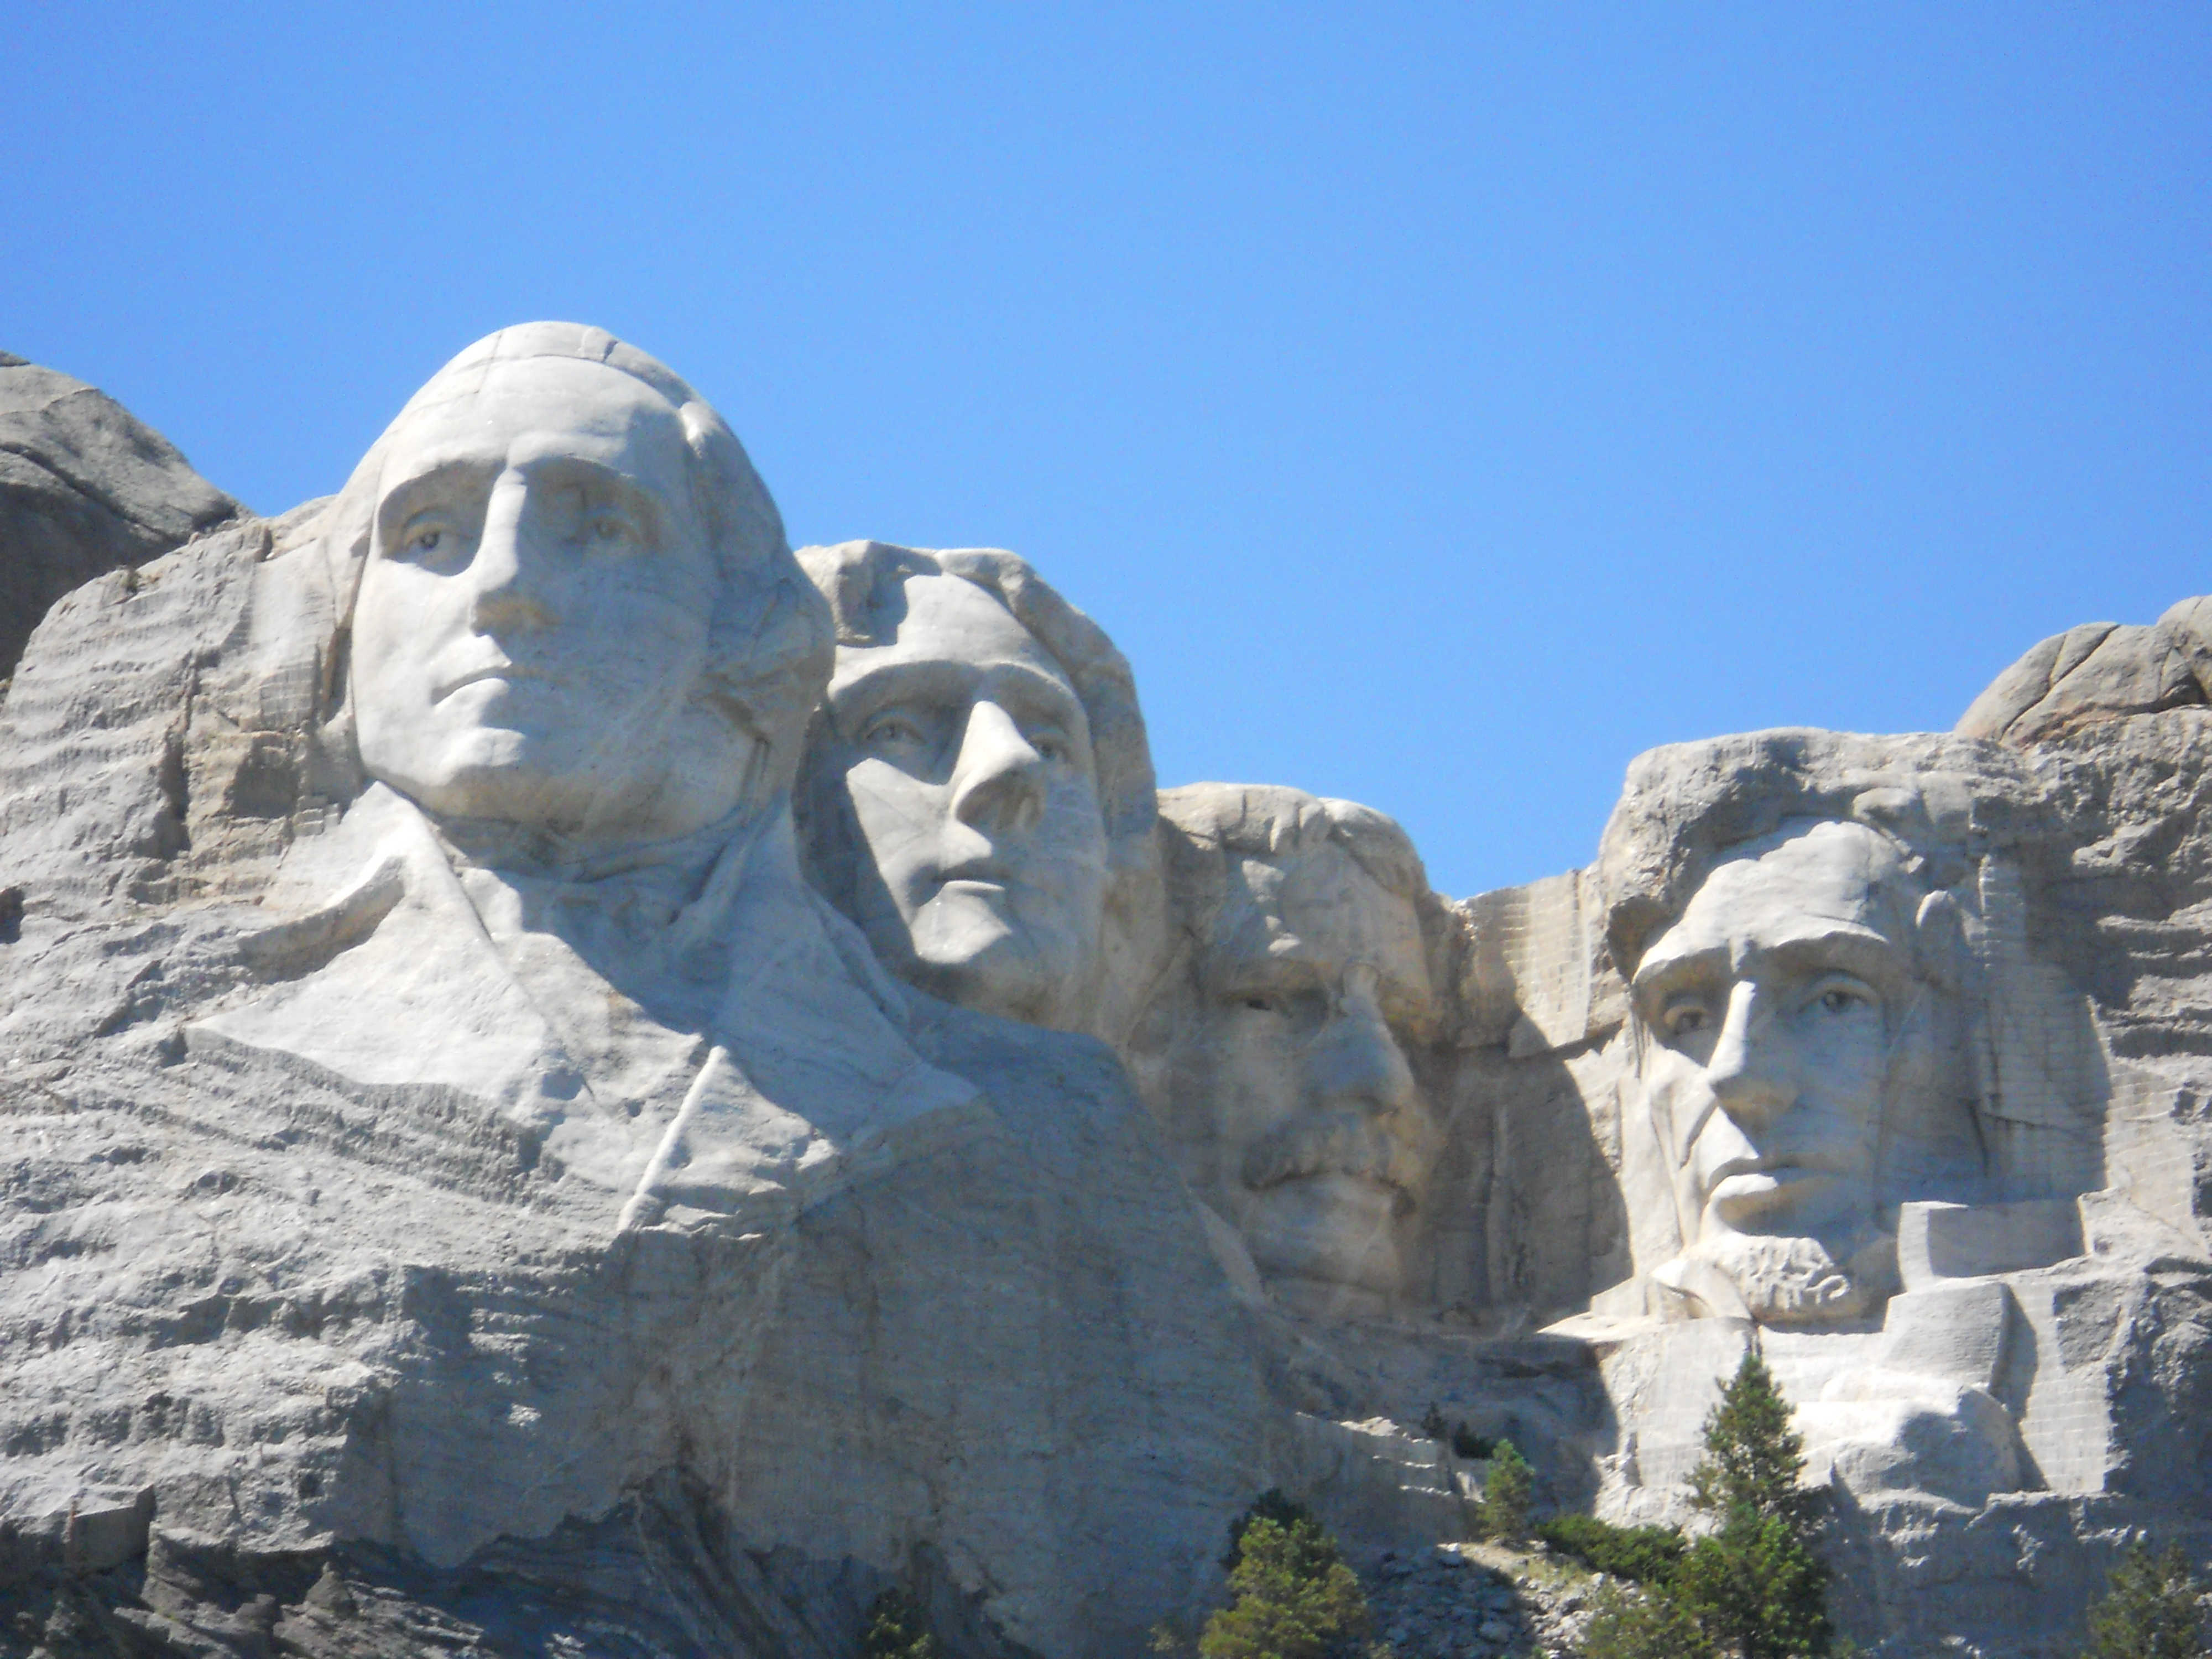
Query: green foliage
1480,1438,1534,1543
1222,1489,1322,1568
860,1587,939,1659
1199,1513,1378,1659
2081,1542,2210,1659
1567,1347,1837,1657
1535,1512,1686,1587
1673,1504,1833,1659
1579,1579,1715,1659
1420,1403,1493,1460
1689,1352,1818,1529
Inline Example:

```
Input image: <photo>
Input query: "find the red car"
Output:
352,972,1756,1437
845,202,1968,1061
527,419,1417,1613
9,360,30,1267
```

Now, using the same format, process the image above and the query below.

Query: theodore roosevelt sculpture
792,539,1161,1038
1136,783,1446,1318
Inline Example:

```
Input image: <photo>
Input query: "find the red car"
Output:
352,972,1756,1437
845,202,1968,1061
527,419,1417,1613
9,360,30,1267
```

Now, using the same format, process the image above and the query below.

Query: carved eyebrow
1207,950,1323,1003
1631,943,1727,1002
827,658,978,724
978,663,1089,731
1633,924,1906,1008
829,658,1087,734
1754,928,1907,988
374,457,497,535
521,456,670,538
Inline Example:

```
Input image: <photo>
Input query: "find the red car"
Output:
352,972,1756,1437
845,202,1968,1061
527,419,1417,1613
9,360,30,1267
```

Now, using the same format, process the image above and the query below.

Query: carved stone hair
1152,781,1448,1035
1595,727,2071,978
1155,782,1429,905
314,323,832,804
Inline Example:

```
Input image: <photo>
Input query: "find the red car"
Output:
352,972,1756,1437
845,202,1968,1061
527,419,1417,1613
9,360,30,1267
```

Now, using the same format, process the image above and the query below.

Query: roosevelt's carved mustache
1242,1110,1425,1196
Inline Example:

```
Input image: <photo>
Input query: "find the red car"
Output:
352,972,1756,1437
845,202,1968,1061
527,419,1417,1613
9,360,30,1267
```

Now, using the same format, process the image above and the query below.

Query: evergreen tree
1670,1351,1833,1658
1222,1489,1323,1568
1688,1353,1818,1528
1580,1579,1715,1659
861,1587,939,1659
1579,1347,1835,1657
1199,1503,1377,1659
1673,1506,1832,1659
1482,1439,1535,1545
2081,1542,2209,1659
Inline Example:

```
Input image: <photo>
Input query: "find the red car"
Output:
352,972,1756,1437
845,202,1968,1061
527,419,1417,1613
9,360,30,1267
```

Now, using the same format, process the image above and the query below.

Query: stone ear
1913,890,1969,993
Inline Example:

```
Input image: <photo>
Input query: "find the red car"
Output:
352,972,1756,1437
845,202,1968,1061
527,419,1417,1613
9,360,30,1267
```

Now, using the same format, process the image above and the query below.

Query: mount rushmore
2,325,2210,1656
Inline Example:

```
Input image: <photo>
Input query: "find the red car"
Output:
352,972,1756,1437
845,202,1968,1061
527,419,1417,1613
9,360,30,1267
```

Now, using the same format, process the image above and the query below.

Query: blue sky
6,5,2207,896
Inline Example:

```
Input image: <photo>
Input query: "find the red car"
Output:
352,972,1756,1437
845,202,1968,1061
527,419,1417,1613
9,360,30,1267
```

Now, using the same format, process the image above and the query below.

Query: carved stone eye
864,714,927,749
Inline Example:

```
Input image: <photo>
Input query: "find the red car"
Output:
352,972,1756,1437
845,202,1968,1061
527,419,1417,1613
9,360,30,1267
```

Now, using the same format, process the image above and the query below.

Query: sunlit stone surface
4,328,2212,1657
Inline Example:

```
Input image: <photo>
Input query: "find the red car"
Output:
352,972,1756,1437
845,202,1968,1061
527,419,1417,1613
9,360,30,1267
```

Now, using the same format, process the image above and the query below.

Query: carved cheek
843,761,953,899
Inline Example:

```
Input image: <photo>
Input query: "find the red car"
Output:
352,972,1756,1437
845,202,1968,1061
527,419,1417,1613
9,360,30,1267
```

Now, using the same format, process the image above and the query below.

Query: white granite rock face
0,330,1309,1659
0,351,240,684
6,330,2212,1658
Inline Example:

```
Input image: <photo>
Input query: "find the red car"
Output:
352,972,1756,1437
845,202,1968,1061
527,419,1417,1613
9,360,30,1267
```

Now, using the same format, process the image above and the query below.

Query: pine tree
1674,1506,1832,1659
2081,1542,2209,1659
1670,1350,1833,1658
1688,1352,1818,1528
1199,1501,1377,1659
1580,1579,1715,1659
1481,1438,1534,1545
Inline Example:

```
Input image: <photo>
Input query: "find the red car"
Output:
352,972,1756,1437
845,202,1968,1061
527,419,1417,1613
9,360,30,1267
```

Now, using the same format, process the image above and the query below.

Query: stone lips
4,330,2212,1656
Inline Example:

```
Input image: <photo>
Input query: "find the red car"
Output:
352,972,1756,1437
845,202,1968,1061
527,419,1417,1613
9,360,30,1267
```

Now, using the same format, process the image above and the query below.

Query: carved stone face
816,571,1109,1025
351,356,753,845
1171,841,1439,1317
1633,820,1929,1322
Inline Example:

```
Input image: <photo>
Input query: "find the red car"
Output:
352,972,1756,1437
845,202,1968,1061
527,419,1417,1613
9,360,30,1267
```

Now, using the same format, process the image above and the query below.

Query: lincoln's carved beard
1688,1229,1895,1325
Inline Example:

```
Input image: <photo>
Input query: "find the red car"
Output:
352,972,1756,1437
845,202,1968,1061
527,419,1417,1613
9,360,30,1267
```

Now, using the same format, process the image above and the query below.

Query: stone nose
1703,979,1796,1134
1305,964,1420,1123
465,476,558,635
948,699,1046,837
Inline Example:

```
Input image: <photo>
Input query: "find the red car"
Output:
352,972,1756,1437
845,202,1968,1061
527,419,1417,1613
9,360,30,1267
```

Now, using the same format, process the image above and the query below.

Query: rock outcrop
0,353,239,685
6,333,2212,1658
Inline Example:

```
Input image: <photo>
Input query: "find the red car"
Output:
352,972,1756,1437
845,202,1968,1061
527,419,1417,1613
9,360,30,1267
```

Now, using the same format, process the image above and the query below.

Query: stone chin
904,882,1086,1025
1243,1172,1404,1314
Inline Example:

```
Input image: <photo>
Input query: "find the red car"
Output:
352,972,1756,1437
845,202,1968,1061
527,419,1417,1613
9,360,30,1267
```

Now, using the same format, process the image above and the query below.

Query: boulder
0,351,239,684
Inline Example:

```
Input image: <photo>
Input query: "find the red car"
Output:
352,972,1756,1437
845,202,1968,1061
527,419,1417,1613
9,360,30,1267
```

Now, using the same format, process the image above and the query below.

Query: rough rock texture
0,507,1310,1657
0,336,1343,1659
7,343,2212,1659
0,353,239,685
1957,596,2212,745
1365,1541,1596,1659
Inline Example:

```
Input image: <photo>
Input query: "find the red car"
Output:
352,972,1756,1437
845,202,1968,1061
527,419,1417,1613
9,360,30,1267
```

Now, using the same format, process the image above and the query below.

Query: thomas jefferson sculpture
793,539,1162,1040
